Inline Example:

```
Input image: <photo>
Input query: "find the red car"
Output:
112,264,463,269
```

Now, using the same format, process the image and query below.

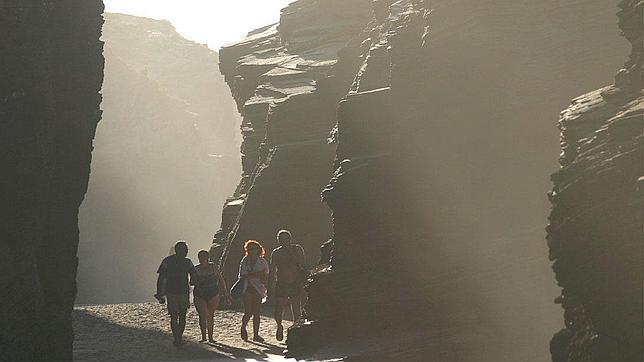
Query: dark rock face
215,0,373,281
0,0,104,360
216,0,633,360
291,1,631,360
547,1,643,361
76,13,240,304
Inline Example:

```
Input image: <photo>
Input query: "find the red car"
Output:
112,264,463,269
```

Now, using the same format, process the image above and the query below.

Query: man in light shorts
155,241,194,346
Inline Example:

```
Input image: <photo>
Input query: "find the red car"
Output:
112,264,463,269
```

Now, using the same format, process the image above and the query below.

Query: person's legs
252,295,263,341
274,296,288,341
290,294,302,322
206,295,220,342
274,281,289,341
194,296,208,341
241,292,252,340
167,294,181,345
178,309,187,343
173,293,189,344
169,311,179,344
274,297,288,325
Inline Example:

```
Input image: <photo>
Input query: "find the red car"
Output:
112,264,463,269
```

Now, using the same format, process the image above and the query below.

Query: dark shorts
194,284,219,301
166,293,189,315
275,280,302,298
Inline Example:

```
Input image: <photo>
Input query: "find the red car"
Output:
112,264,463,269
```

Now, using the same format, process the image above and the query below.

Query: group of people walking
154,229,306,346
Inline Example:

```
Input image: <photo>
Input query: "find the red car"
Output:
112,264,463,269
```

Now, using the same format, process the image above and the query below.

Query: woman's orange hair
243,240,265,257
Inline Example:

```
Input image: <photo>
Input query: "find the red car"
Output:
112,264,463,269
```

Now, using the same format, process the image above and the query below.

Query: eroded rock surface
547,1,643,361
215,0,372,281
0,1,104,360
217,0,633,361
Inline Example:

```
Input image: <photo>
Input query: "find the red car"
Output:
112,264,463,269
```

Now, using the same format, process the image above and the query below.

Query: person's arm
155,259,167,303
190,266,196,286
259,258,269,285
297,245,306,268
268,250,277,292
156,273,166,296
188,261,195,287
214,264,231,299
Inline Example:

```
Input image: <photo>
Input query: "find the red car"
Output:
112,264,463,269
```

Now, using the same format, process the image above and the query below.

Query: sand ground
72,302,497,361
73,303,295,361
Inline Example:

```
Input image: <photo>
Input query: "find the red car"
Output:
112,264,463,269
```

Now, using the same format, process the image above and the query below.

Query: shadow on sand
73,309,284,361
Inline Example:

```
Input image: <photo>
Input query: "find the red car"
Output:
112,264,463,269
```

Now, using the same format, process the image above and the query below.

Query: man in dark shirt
155,240,194,346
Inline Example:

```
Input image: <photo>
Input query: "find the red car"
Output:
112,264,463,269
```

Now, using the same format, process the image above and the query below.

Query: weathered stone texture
0,0,104,360
547,1,643,361
289,0,633,360
217,0,635,360
215,0,372,282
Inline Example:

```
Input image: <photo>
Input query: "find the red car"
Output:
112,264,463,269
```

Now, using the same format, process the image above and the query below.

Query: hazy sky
104,0,293,50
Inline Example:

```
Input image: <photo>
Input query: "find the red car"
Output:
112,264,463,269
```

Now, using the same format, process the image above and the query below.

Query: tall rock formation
77,13,241,304
0,0,104,360
547,1,643,361
218,0,631,361
215,0,373,282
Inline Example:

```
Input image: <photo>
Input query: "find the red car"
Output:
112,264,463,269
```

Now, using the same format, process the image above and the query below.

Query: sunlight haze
104,0,293,50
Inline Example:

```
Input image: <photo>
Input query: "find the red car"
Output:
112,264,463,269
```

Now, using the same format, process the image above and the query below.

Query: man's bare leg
274,297,288,325
275,297,288,341
290,295,302,322
170,312,180,345
177,310,187,344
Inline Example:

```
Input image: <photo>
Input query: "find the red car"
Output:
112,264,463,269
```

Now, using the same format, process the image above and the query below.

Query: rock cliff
547,1,643,361
76,13,240,304
0,0,104,360
215,0,373,281
218,0,631,360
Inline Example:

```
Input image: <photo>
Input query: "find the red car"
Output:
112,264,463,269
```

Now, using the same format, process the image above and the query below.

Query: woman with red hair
238,240,269,341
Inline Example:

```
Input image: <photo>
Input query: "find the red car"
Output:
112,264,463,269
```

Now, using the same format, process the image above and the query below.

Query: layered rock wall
217,0,634,360
0,0,104,360
547,1,643,361
285,0,630,360
215,0,372,281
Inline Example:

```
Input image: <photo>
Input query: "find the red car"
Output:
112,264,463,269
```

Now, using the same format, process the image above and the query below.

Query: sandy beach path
73,303,294,361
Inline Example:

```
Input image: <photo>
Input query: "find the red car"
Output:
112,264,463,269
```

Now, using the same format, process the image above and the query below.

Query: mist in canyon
2,0,640,361
214,1,637,361
76,13,241,304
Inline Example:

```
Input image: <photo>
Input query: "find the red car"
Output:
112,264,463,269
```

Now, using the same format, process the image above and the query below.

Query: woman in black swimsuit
192,249,231,342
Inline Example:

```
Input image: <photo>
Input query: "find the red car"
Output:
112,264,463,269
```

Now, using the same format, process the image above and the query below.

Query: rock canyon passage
1,1,641,362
